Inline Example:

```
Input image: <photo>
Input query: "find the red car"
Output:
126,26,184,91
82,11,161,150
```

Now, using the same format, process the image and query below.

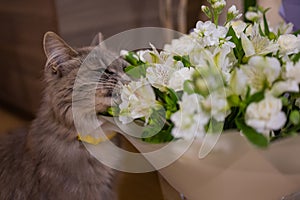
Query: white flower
245,11,262,22
285,61,300,83
119,78,157,124
241,25,279,57
168,67,195,91
146,64,174,91
274,22,294,35
245,93,286,135
171,93,209,139
229,20,247,38
278,34,300,55
227,5,242,20
190,47,231,71
201,91,229,122
120,50,129,57
164,35,198,55
212,0,226,9
138,43,170,64
271,80,299,96
229,68,248,96
193,21,230,47
228,5,237,14
240,56,281,93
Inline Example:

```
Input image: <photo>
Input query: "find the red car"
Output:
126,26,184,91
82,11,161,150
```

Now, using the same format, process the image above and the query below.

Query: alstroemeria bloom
228,20,248,38
168,67,195,91
274,22,293,35
240,56,281,93
259,59,300,97
164,35,198,55
171,93,209,139
278,34,300,55
193,21,231,47
146,64,175,91
271,61,300,95
245,93,286,135
201,91,229,122
285,61,300,83
119,78,157,124
190,47,232,72
138,43,170,64
241,24,279,57
229,68,248,96
271,80,299,96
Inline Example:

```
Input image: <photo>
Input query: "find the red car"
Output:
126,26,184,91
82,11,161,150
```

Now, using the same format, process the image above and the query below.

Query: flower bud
226,5,242,22
201,5,212,19
290,110,300,125
212,0,226,11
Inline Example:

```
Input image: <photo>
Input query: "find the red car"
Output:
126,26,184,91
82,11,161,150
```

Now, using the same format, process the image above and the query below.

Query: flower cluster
109,0,300,147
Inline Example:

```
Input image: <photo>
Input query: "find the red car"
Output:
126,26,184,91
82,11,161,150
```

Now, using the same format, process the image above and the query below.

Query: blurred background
0,0,283,199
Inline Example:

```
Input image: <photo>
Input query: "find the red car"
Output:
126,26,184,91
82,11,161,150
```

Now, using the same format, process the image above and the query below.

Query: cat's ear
43,31,78,61
91,32,105,47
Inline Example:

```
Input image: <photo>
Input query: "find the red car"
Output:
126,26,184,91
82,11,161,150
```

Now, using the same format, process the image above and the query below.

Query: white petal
266,112,286,130
271,80,299,96
241,33,255,57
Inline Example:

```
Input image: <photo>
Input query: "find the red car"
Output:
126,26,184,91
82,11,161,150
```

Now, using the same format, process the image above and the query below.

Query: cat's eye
51,66,58,74
51,66,62,77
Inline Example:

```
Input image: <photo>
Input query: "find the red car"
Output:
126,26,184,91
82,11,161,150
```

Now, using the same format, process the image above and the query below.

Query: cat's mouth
94,81,126,116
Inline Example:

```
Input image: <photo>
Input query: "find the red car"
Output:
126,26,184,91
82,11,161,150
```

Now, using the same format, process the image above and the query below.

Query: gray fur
0,32,128,200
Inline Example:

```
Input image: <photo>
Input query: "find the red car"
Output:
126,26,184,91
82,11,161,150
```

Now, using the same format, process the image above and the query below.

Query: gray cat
0,32,128,200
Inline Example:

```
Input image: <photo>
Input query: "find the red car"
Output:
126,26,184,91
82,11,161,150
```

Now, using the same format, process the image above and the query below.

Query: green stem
214,15,219,25
213,10,219,25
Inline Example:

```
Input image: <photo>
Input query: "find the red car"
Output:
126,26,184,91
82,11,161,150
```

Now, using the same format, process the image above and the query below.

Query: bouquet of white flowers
71,1,300,199
106,0,300,150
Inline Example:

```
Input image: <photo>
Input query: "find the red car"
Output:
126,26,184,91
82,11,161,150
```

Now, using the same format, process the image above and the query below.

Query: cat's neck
27,103,82,159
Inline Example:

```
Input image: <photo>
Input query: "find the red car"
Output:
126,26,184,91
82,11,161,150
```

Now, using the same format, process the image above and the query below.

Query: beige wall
258,0,283,26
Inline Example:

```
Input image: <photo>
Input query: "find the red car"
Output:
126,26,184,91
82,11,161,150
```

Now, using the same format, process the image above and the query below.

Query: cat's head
43,32,129,128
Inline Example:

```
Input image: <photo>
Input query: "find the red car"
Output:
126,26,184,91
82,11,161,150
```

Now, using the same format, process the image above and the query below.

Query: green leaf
124,65,135,73
281,96,289,106
167,88,179,103
125,64,147,78
235,118,269,147
142,109,174,143
182,55,191,67
293,29,300,36
173,55,191,67
245,90,265,105
262,9,270,37
258,23,265,37
125,52,139,65
289,110,300,125
227,94,240,107
291,52,300,64
183,80,195,94
227,26,245,63
142,128,174,143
